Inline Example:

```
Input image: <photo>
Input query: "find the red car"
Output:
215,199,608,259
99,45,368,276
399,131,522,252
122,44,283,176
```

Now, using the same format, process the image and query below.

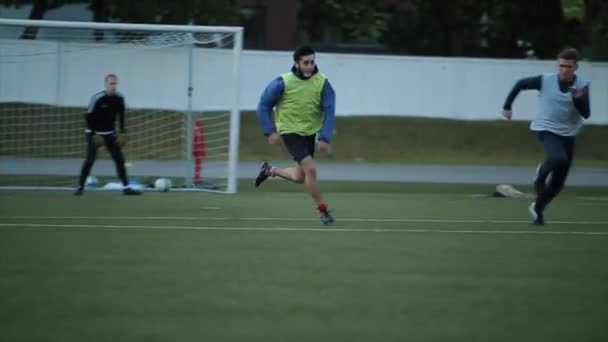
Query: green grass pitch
1,182,608,341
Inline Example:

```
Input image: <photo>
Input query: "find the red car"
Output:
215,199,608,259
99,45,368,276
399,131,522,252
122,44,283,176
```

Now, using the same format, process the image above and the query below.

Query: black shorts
281,133,315,162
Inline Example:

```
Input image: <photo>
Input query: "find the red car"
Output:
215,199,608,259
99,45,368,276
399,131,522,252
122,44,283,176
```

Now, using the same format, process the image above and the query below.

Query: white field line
1,223,608,236
577,197,608,202
5,215,608,226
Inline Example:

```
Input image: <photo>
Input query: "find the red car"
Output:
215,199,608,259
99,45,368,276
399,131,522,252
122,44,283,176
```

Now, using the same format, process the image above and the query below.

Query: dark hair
557,47,580,61
293,45,315,61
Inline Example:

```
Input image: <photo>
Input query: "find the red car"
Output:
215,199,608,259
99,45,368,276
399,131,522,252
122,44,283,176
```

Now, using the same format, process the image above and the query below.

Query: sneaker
319,210,335,225
255,162,272,187
74,187,84,196
317,203,334,225
123,187,142,196
528,202,544,226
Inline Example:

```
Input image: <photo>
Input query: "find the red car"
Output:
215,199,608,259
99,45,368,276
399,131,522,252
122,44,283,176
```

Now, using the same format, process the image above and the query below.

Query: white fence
1,39,607,124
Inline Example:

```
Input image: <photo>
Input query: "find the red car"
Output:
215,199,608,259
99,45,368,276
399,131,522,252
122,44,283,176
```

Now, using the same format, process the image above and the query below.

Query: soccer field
1,184,608,342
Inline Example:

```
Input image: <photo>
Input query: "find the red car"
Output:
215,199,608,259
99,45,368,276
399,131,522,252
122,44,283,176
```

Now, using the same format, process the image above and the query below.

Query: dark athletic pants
534,130,575,212
78,132,128,188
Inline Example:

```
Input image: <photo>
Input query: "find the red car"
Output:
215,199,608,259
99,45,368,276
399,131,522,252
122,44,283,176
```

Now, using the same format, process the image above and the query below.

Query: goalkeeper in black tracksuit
75,74,140,195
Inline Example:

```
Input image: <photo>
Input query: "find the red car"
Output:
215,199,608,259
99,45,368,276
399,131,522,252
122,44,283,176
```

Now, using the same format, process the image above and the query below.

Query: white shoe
529,202,537,220
528,202,544,226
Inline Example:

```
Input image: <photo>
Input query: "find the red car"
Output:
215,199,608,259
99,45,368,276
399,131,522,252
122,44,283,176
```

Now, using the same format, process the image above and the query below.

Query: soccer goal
0,19,243,193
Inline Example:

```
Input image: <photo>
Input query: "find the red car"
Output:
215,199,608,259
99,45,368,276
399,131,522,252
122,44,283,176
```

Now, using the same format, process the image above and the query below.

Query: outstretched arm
501,75,541,120
503,75,542,111
256,77,285,136
318,79,336,143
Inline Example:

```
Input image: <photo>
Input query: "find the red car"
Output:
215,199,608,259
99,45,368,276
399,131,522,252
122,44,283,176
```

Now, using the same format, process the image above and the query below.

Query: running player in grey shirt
502,48,590,225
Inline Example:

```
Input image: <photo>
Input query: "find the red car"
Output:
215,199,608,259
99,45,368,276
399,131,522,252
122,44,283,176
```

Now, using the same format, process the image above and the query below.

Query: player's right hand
501,109,512,120
267,133,281,145
317,140,332,156
92,134,104,147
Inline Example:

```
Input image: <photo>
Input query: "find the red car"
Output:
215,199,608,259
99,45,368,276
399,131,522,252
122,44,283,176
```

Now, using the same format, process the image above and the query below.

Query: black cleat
529,202,544,226
319,210,335,225
74,187,84,196
255,162,272,187
123,187,142,196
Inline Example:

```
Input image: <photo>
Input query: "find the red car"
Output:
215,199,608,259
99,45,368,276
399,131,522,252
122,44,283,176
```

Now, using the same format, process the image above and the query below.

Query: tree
3,0,240,40
380,0,588,59
583,0,608,60
380,0,489,57
488,0,576,59
85,0,239,42
89,0,239,26
299,0,388,45
3,0,69,39
83,0,240,43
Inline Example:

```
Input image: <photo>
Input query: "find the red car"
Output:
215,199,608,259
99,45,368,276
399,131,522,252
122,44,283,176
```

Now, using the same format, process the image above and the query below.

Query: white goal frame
0,19,243,194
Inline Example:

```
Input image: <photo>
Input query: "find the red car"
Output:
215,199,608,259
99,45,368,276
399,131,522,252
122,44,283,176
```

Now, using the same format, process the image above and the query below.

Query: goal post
0,19,243,193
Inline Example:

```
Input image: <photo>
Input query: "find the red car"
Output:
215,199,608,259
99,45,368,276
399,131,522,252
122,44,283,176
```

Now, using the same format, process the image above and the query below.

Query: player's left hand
116,133,127,147
317,140,332,156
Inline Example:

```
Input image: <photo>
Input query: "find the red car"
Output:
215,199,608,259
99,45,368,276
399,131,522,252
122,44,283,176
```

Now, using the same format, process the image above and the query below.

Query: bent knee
304,167,317,180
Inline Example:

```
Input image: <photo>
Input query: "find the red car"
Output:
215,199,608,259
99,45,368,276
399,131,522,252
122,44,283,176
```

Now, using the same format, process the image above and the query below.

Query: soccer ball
85,176,98,187
154,178,172,192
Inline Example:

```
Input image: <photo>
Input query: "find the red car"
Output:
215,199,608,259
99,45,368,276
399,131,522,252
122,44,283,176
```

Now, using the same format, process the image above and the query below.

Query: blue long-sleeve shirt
256,75,336,142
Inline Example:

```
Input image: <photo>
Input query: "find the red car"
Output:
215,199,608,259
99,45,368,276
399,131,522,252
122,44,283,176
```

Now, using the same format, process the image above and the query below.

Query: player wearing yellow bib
255,46,336,224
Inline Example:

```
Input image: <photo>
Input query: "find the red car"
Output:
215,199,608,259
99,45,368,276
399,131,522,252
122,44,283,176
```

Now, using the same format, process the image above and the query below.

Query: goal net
0,19,242,193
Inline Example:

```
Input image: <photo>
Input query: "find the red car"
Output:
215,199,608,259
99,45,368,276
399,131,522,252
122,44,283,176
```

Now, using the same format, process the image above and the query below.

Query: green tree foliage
562,0,585,19
374,0,606,60
3,0,240,25
379,0,488,56
488,0,579,59
95,0,239,26
3,0,71,38
583,0,608,60
2,0,239,39
3,0,605,60
299,0,387,44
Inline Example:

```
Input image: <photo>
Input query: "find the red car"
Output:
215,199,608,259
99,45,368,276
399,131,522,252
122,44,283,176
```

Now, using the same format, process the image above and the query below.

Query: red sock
266,167,276,177
317,203,328,213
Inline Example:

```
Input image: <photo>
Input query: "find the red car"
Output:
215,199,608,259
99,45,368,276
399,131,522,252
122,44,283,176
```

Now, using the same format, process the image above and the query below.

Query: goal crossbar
0,18,243,34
